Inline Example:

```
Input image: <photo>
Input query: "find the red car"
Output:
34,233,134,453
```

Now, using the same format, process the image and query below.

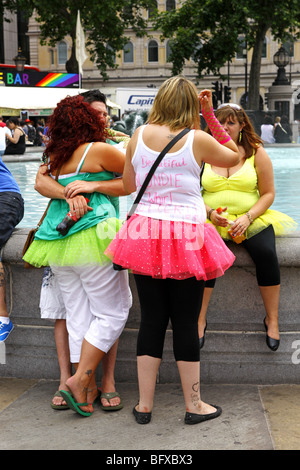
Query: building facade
20,3,300,122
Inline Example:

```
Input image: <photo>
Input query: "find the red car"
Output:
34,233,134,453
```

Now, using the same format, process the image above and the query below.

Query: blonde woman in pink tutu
106,76,239,425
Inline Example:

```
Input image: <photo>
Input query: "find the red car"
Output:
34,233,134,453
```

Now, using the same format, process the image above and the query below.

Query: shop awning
0,86,121,110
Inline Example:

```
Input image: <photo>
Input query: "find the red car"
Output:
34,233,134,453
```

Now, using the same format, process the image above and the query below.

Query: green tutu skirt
207,208,297,241
23,218,123,268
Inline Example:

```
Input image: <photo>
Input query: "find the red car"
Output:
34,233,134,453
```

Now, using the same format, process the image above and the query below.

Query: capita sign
0,69,80,88
115,88,158,113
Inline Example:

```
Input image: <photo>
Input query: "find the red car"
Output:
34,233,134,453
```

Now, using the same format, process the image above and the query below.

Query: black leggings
134,275,205,362
205,224,280,288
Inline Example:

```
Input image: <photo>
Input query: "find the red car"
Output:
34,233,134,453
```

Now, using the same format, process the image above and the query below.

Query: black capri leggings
205,224,280,289
134,274,205,362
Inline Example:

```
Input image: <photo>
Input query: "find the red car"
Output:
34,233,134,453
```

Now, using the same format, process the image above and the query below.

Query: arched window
123,41,134,63
58,41,68,65
166,0,176,11
148,40,158,62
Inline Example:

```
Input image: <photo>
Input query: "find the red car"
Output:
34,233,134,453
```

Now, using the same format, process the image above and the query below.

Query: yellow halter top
202,154,297,240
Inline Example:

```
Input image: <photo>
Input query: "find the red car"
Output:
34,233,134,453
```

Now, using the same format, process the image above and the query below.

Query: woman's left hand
230,214,251,237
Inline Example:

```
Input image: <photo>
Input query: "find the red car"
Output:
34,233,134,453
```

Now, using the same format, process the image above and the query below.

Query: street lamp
273,46,290,85
13,47,26,72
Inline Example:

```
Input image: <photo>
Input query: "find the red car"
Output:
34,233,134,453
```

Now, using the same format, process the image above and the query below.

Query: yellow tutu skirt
207,209,297,241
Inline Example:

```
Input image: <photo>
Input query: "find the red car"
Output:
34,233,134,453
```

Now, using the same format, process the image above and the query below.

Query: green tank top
36,142,119,241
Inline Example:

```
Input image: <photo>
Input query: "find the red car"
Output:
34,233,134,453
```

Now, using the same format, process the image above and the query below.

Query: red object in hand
56,197,89,236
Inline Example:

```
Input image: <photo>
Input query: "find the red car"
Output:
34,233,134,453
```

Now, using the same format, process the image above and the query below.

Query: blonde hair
147,76,200,131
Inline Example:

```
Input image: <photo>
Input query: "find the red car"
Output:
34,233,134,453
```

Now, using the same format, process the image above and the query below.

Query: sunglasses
217,103,241,110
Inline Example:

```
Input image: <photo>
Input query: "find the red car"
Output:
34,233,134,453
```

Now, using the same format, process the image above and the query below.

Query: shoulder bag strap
127,128,190,220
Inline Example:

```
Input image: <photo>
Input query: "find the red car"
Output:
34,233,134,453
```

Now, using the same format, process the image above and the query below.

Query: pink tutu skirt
105,214,235,280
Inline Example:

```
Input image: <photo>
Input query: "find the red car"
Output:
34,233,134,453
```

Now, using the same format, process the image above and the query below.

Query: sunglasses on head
217,103,241,110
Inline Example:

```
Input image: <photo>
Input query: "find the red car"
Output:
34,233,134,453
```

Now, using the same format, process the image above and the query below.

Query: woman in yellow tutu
198,101,297,351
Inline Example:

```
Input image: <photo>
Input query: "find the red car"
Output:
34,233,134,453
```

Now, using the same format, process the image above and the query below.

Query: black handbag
113,128,191,270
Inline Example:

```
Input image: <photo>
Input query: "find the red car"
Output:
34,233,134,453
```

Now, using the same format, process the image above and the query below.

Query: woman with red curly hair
23,94,131,417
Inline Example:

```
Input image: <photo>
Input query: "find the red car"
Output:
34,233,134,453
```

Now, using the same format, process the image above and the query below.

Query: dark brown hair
210,105,263,159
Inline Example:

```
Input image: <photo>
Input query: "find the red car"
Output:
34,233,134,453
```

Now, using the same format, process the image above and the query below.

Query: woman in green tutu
198,102,297,352
23,94,131,416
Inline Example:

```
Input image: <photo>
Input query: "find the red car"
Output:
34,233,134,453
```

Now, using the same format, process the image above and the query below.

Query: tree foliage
2,0,156,78
155,0,300,109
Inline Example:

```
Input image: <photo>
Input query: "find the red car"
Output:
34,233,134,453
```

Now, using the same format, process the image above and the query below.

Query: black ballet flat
199,322,207,350
263,318,280,351
133,404,152,424
185,405,222,425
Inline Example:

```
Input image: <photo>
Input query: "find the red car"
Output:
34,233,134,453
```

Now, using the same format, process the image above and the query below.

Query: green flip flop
59,390,93,417
51,390,69,410
100,391,123,411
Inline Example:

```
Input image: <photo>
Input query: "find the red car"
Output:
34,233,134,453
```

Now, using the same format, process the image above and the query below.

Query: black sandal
185,405,222,424
132,404,152,424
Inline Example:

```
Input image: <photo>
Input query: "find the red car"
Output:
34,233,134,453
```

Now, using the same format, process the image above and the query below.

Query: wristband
201,107,231,145
208,208,215,220
246,211,254,224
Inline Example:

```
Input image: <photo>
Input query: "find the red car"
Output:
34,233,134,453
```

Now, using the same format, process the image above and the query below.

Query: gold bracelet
208,208,215,220
246,211,254,224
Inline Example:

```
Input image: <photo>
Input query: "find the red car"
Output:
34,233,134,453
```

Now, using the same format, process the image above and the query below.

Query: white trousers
51,263,131,363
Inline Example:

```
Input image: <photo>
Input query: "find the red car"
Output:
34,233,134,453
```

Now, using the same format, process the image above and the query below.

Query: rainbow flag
35,73,79,87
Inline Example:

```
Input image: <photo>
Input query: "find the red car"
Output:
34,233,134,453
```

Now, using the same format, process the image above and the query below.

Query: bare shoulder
254,145,273,166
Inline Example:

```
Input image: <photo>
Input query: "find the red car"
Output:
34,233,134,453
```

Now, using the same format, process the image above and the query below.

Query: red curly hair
43,94,107,173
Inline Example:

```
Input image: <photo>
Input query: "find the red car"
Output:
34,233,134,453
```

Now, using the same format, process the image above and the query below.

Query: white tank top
131,126,206,224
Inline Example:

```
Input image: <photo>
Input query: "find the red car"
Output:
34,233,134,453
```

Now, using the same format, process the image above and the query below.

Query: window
58,41,68,65
282,40,294,58
50,49,54,66
148,40,158,62
236,37,246,60
106,44,116,64
148,1,158,19
262,37,267,58
191,42,203,62
166,40,172,62
123,41,134,63
166,0,176,11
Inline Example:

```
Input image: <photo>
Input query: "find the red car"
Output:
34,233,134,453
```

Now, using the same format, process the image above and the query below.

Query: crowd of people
1,78,297,424
260,114,292,144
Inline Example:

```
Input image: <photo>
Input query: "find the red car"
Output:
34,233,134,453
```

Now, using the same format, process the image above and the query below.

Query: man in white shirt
0,116,11,156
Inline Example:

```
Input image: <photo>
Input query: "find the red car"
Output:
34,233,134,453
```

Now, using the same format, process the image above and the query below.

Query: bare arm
64,177,127,198
122,129,139,194
35,165,91,218
212,147,275,237
6,128,22,144
248,146,275,218
231,147,275,235
195,90,239,168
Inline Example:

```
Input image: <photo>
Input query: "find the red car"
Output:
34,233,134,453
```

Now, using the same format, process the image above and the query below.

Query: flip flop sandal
59,390,93,417
100,391,123,411
51,390,69,410
92,387,101,406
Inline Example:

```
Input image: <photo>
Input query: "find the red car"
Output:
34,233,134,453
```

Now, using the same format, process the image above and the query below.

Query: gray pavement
1,377,299,451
